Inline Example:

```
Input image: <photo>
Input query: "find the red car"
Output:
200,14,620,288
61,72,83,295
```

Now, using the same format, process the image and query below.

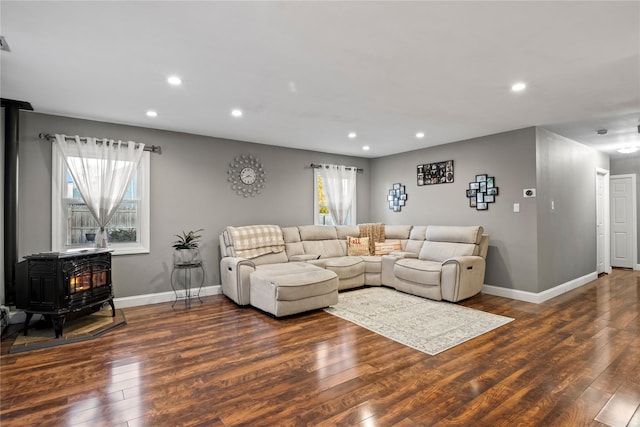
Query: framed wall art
417,160,454,186
388,183,407,212
467,174,499,210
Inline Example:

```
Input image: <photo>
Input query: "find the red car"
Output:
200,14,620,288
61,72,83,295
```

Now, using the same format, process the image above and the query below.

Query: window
52,145,150,255
313,168,356,226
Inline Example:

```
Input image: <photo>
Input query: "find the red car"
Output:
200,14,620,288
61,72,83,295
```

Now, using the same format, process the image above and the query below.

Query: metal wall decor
467,174,499,210
227,154,266,197
417,160,454,186
388,183,407,212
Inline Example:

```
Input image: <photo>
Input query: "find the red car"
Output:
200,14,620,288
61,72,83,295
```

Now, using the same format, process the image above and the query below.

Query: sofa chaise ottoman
248,262,338,317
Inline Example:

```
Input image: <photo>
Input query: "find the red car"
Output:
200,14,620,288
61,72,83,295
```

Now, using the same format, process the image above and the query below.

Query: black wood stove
16,249,114,338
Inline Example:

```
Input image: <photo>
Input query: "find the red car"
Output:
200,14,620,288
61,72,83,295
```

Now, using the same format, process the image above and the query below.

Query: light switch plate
523,188,536,198
514,203,520,213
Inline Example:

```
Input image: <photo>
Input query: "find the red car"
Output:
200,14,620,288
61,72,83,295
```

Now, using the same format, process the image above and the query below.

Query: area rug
324,287,513,355
8,308,126,354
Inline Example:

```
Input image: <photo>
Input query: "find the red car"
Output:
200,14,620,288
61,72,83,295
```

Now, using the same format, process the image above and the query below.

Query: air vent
0,36,10,52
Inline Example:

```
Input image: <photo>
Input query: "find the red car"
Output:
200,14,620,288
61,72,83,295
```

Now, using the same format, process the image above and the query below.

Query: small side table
171,261,204,309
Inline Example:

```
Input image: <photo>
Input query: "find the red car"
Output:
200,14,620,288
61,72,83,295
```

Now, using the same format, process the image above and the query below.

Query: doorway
610,174,637,269
596,168,611,274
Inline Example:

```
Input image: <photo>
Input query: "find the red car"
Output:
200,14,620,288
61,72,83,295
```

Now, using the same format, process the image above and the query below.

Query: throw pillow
374,240,402,256
347,236,370,256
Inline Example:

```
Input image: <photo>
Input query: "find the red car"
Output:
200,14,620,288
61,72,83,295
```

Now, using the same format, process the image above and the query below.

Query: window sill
58,245,149,256
111,246,150,256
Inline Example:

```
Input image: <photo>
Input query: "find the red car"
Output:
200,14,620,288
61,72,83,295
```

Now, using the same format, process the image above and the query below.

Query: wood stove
16,249,114,338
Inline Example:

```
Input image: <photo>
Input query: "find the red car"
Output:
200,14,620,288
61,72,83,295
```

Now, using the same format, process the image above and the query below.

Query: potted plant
172,229,203,265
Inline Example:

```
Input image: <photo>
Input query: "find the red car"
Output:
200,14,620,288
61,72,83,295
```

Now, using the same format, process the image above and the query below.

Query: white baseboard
5,285,223,324
482,271,598,304
114,285,222,308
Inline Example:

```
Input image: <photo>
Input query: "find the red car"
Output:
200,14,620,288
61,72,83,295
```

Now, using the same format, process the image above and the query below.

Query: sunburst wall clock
227,154,266,197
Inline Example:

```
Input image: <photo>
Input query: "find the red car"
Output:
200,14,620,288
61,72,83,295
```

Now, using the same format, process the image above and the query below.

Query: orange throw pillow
374,240,402,256
347,236,370,256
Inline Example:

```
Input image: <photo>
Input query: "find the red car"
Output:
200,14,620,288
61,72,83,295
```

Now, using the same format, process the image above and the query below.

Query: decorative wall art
467,174,499,210
388,183,407,212
417,160,454,186
227,154,266,197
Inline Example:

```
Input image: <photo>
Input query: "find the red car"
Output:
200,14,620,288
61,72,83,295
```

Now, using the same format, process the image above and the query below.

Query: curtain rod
310,163,363,172
38,133,162,154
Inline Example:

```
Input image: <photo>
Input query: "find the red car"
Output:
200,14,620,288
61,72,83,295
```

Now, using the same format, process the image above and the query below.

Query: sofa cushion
404,239,423,254
250,266,338,301
324,256,365,280
347,236,370,256
409,226,427,240
281,226,301,243
360,255,382,273
426,225,483,244
374,240,401,256
302,240,345,258
299,225,338,240
385,225,412,239
394,258,441,286
418,226,484,262
285,241,305,258
336,225,360,240
419,241,477,263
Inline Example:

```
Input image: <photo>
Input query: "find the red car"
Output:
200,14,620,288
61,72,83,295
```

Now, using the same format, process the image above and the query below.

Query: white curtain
318,164,357,225
55,134,145,248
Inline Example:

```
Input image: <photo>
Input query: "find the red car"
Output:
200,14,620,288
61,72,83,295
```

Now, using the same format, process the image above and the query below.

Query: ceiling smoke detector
0,36,10,52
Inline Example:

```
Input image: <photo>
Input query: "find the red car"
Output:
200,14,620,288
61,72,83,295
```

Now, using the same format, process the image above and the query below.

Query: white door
596,169,610,274
610,174,637,269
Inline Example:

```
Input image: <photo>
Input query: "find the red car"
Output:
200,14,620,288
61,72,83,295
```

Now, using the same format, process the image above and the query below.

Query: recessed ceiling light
231,109,243,118
416,132,425,138
362,145,370,151
146,110,157,117
348,132,357,139
511,82,527,92
167,76,182,86
617,146,640,154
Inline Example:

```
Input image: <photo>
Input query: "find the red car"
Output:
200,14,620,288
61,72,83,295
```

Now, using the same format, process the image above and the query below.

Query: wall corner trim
482,271,598,304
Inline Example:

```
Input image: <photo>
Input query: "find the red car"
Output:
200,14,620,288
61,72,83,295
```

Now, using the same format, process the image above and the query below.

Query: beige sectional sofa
219,224,488,317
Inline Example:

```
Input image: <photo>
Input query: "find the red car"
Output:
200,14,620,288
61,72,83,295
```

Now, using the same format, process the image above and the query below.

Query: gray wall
610,155,640,264
370,127,540,292
16,112,370,298
535,128,610,292
370,126,610,294
9,110,617,301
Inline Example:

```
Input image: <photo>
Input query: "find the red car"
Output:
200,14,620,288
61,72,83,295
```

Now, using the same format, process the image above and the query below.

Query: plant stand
170,261,204,309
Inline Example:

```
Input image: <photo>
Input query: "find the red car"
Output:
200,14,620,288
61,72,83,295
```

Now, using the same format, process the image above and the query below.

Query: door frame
596,168,611,274
610,173,638,270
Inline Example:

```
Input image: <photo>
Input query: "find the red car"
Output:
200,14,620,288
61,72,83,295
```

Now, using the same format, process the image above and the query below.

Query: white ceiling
1,1,639,159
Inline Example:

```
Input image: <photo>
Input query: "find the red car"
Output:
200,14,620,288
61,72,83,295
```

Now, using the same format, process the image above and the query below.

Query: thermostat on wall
523,188,536,198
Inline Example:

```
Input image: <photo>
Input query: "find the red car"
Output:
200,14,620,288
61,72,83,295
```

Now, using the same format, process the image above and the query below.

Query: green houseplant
172,229,203,264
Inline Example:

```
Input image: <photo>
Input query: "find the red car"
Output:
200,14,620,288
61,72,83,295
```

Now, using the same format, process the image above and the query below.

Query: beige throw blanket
359,223,385,255
224,225,285,259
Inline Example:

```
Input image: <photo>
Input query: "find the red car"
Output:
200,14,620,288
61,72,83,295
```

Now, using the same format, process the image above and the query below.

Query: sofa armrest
389,251,418,259
440,256,486,302
220,257,256,306
381,254,404,286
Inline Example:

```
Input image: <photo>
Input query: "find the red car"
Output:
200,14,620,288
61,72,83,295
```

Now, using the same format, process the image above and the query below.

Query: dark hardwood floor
1,269,639,426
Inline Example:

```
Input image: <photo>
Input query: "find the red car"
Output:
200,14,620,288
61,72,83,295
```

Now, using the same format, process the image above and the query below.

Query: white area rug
324,287,514,355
